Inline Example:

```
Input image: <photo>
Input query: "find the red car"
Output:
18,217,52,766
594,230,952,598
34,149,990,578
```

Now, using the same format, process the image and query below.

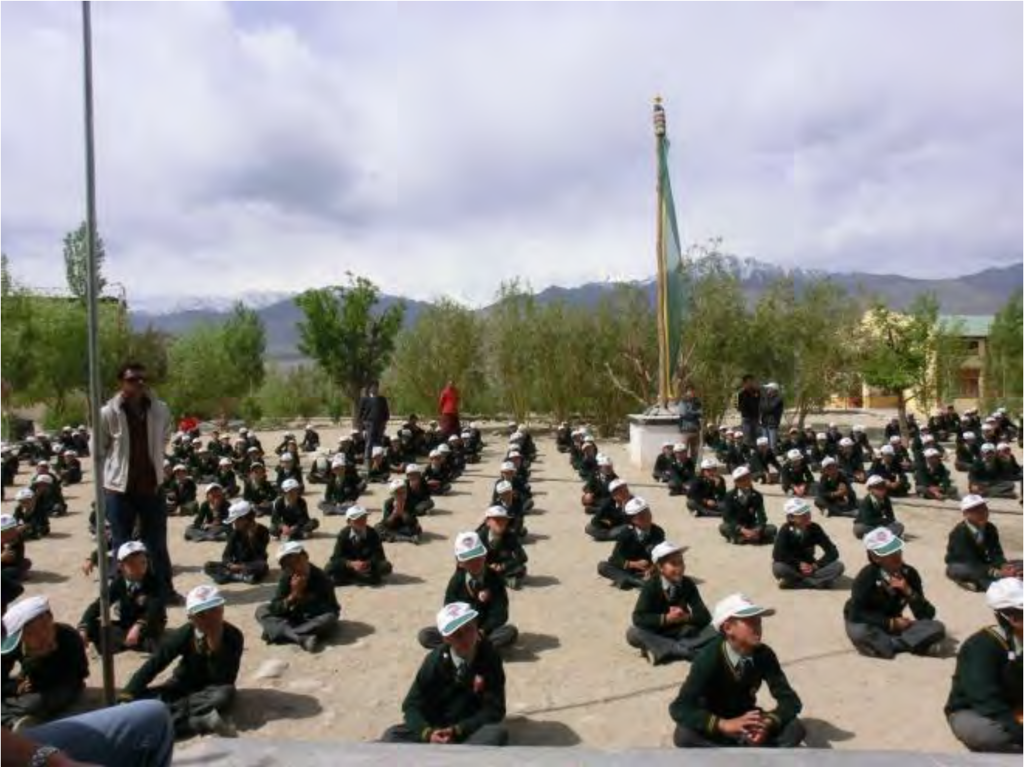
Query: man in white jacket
99,362,180,603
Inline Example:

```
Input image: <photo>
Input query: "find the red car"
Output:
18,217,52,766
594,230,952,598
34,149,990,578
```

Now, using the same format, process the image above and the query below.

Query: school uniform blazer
442,569,510,636
402,638,506,741
80,570,166,631
475,525,528,570
221,523,270,565
915,463,951,489
969,460,1004,484
609,524,667,569
780,463,814,492
193,500,229,528
722,488,768,533
854,495,896,528
329,525,387,568
591,497,627,529
271,497,312,529
124,622,244,698
669,635,802,736
2,623,88,694
771,523,839,569
944,521,1007,571
687,477,725,506
267,565,341,620
631,575,710,634
944,626,1023,741
748,449,780,474
843,563,936,628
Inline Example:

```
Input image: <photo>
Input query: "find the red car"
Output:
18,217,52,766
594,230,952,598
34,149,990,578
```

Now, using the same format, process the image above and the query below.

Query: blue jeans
25,700,174,767
105,491,174,595
763,425,779,452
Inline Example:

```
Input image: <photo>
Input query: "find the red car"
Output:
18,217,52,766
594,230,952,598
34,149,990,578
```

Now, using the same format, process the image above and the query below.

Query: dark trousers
626,624,716,664
772,561,845,589
947,710,1023,753
106,491,174,596
381,722,509,746
2,683,84,727
326,559,393,586
686,499,723,517
269,519,320,540
946,561,1023,592
140,683,235,738
718,523,777,545
673,718,805,748
204,560,269,585
740,418,760,448
845,619,946,659
418,624,518,651
183,524,228,543
255,606,339,645
974,481,1017,499
85,621,161,654
597,561,649,590
584,523,627,542
814,496,857,518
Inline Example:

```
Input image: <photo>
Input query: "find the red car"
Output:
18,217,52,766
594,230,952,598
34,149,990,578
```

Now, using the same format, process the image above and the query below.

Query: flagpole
81,0,116,705
653,98,670,409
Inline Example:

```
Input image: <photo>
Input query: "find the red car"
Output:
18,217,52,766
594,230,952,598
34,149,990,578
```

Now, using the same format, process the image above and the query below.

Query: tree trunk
896,391,908,437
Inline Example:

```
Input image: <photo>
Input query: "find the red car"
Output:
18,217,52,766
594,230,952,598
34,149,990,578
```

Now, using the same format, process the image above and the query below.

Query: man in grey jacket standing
760,383,785,453
100,362,180,603
677,386,703,458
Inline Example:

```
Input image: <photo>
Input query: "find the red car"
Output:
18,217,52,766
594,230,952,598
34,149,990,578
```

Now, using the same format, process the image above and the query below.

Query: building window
957,369,981,399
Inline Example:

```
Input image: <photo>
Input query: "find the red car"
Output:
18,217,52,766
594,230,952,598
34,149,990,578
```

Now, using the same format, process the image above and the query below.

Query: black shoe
166,591,186,607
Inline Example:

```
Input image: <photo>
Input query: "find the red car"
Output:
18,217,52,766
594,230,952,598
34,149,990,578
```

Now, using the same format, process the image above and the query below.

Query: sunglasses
124,375,146,384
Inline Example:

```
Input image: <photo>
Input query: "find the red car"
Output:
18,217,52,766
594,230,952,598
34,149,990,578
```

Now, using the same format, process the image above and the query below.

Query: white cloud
1,2,1020,307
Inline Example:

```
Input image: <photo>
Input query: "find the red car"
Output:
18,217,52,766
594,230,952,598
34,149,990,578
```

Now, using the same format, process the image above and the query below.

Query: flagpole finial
653,96,666,136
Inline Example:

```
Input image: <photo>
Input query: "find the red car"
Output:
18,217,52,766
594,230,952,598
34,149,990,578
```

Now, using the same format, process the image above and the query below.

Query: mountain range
129,258,1022,362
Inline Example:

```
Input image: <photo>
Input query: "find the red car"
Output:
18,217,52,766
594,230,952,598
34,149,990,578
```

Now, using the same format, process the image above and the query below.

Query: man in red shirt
438,381,461,438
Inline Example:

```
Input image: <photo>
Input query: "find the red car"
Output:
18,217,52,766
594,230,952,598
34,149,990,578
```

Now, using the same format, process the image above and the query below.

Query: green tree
63,222,107,300
257,364,329,420
983,290,1023,415
164,323,240,420
386,298,488,416
295,274,406,418
485,279,539,422
222,302,267,392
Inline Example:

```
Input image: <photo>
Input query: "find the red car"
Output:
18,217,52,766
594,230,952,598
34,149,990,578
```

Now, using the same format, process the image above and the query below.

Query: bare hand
889,573,910,594
893,616,914,632
798,562,815,575
666,606,689,623
719,710,763,737
125,624,142,648
430,727,454,744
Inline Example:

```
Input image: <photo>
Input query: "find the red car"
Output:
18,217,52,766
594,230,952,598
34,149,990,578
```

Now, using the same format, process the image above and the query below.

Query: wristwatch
30,745,60,767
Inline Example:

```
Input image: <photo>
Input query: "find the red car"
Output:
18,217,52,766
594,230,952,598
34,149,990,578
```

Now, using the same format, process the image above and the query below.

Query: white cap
889,436,901,444
880,445,895,456
389,478,407,495
192,437,204,445
484,505,510,520
962,431,976,440
227,500,254,524
371,446,385,457
732,430,744,439
816,433,827,441
997,442,1011,452
15,488,34,502
700,457,719,470
186,584,225,616
839,437,854,447
437,444,451,454
662,440,675,449
117,540,147,562
276,541,306,563
429,449,441,459
500,461,515,472
280,452,294,462
864,527,904,556
454,531,487,561
765,382,779,390
624,496,650,516
32,474,53,485
784,498,812,516
608,478,628,493
923,448,939,458
852,424,865,433
596,454,612,467
960,494,987,512
711,593,775,631
866,474,886,488
1,596,51,654
495,479,513,495
331,455,347,468
731,465,751,481
436,602,479,637
786,449,802,461
821,457,836,468
218,457,232,467
447,435,459,443
756,436,769,446
281,478,301,493
583,436,596,444
981,442,996,453
0,514,17,532
205,482,224,495
346,505,370,521
922,434,935,443
986,578,1024,612
651,541,687,563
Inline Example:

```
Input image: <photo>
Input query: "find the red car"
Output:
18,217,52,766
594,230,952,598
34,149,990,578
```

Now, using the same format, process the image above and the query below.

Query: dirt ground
15,414,1023,752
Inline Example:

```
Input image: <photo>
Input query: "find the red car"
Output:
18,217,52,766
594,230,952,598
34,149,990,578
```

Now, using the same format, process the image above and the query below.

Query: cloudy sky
2,2,1020,310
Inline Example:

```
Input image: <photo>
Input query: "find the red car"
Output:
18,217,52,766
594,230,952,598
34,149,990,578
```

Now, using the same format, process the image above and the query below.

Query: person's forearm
2,727,75,767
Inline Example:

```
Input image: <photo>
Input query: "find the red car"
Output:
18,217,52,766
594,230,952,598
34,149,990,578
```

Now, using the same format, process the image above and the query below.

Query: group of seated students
3,415,1021,755
562,418,1022,752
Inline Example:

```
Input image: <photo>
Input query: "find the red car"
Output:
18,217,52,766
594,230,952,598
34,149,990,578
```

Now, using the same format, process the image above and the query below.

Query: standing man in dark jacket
359,382,391,466
100,362,180,604
759,383,784,453
677,386,703,457
737,375,762,448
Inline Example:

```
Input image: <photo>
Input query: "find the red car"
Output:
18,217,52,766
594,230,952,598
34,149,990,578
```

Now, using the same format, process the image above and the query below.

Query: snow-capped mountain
130,290,294,316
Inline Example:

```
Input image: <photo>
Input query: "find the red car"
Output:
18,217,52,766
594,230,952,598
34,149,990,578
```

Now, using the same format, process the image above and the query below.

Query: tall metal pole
81,0,116,705
653,98,670,409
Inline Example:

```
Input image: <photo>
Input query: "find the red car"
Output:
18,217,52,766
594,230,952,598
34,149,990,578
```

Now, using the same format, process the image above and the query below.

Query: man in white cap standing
325,505,393,587
944,495,1023,591
669,592,804,748
771,499,845,589
121,584,242,737
844,527,946,659
256,542,341,652
945,578,1023,753
597,497,667,590
382,602,509,746
759,382,784,453
1,595,88,728
418,532,518,651
627,542,715,665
